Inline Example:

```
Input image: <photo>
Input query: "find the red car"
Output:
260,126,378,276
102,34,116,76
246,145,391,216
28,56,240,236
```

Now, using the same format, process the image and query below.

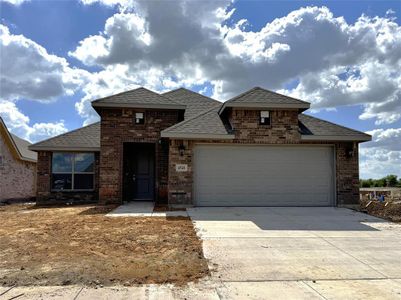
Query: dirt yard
360,199,401,222
0,204,209,286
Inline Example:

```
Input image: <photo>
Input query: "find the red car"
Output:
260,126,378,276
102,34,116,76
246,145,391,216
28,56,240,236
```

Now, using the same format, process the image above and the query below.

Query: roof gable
29,122,100,151
92,87,186,110
219,87,310,114
161,105,234,139
0,117,37,162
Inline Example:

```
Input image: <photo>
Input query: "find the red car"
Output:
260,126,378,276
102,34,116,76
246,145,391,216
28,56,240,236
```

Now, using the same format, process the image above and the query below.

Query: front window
260,111,271,125
52,153,94,190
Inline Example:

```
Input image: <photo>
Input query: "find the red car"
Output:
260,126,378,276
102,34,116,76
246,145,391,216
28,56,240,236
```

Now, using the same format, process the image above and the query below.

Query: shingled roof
29,122,100,151
92,87,186,110
219,87,310,114
163,88,221,119
299,114,371,141
161,105,234,139
0,117,37,162
29,87,371,151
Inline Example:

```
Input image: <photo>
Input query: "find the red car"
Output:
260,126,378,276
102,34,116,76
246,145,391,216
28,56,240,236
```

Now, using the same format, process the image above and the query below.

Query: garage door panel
194,145,334,207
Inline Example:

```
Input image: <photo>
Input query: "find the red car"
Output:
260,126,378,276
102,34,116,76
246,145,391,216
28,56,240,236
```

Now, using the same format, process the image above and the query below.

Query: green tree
384,175,398,187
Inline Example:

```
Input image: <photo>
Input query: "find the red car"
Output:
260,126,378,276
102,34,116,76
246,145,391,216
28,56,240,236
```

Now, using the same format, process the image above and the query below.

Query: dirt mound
360,199,401,222
0,204,209,287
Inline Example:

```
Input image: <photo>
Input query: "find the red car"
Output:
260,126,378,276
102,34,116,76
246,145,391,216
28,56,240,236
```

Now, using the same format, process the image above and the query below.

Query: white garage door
193,145,335,206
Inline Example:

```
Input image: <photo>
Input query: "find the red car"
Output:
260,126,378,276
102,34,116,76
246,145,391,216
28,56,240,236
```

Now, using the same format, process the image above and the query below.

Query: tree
384,175,398,187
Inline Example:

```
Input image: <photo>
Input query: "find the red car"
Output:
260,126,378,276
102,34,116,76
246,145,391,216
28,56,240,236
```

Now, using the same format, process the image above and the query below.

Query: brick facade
335,142,360,206
36,151,100,205
168,109,360,207
0,135,36,201
228,108,300,143
99,108,182,204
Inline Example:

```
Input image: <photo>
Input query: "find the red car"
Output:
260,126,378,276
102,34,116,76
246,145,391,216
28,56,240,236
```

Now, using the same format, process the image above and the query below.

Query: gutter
301,135,372,142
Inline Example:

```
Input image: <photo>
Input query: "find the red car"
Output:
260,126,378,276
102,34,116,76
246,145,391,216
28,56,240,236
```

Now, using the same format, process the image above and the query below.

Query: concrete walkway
106,201,188,217
187,207,401,299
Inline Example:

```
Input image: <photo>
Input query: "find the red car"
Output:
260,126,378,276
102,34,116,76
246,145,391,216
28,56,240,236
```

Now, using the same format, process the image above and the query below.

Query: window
135,112,144,124
52,153,94,191
260,111,271,125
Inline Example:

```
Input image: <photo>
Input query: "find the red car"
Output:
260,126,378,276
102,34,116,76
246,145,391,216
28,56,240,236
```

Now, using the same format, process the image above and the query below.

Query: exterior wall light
178,144,186,157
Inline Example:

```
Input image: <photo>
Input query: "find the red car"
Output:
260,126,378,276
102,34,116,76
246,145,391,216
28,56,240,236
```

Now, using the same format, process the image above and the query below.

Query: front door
123,143,155,201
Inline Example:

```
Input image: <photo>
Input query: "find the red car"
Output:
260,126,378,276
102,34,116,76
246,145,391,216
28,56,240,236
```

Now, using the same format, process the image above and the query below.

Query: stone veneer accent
168,109,360,207
99,108,182,204
0,135,36,202
36,151,100,205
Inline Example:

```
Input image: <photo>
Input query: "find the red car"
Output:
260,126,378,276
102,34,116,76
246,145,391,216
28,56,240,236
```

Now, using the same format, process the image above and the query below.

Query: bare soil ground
360,199,401,222
0,204,209,287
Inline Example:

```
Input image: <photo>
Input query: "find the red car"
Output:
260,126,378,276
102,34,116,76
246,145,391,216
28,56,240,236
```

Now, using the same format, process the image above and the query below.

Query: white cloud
0,25,90,102
70,4,401,127
0,24,90,141
0,100,68,143
360,128,401,178
79,0,133,9
0,0,29,5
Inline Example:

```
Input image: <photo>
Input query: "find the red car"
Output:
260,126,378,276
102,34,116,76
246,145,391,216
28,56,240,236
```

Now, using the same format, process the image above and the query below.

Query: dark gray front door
123,143,155,201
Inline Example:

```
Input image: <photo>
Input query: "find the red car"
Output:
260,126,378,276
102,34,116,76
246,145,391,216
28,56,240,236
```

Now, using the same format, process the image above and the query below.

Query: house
29,87,371,207
0,117,37,202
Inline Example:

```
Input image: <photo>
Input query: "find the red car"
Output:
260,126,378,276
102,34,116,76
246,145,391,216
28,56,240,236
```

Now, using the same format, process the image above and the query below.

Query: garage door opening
193,145,335,207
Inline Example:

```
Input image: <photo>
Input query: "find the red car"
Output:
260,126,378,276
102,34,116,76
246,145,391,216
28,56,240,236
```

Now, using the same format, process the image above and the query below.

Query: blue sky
0,0,400,179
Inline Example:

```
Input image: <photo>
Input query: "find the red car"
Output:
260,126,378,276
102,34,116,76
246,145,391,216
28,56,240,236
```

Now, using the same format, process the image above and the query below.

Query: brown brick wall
36,151,99,205
335,142,359,206
228,108,300,143
99,108,181,204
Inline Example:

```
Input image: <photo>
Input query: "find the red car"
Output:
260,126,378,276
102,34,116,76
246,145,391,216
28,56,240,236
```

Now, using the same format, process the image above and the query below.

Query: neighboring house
29,87,371,207
0,117,37,202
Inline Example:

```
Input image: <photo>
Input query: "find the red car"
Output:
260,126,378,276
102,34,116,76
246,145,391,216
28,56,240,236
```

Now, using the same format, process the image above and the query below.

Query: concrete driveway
188,207,401,299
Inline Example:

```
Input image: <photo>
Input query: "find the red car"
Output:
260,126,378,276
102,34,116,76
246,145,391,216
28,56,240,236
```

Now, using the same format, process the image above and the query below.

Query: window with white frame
52,153,95,190
260,110,271,125
135,112,144,124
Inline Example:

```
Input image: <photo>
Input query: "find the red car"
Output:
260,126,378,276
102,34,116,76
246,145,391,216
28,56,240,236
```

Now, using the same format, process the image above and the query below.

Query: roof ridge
163,87,220,103
300,114,370,136
226,86,310,105
263,88,310,105
92,87,182,105
224,86,259,104
30,122,100,147
162,103,222,132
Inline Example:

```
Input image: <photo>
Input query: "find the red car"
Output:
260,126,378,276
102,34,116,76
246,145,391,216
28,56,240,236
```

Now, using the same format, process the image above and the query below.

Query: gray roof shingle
161,105,233,139
92,87,185,109
220,87,310,113
11,134,38,161
29,122,100,151
163,88,221,119
299,114,371,141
